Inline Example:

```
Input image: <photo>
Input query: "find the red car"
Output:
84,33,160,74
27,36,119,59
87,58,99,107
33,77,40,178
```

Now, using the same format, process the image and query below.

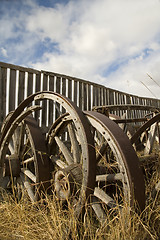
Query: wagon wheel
0,114,50,202
0,91,96,216
47,114,88,210
47,111,145,223
85,111,145,222
131,113,160,148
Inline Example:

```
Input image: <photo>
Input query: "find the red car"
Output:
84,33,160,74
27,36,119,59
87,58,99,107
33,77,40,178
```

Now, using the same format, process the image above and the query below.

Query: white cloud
0,47,8,57
0,0,160,98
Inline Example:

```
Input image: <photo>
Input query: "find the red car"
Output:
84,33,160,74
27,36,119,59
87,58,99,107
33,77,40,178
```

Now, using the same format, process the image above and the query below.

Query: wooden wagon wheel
0,114,50,202
0,91,96,217
46,111,145,223
84,111,145,222
47,113,93,215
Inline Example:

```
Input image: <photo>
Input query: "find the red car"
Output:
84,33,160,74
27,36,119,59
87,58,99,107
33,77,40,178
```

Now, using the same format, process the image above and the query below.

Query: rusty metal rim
130,113,160,145
84,111,145,212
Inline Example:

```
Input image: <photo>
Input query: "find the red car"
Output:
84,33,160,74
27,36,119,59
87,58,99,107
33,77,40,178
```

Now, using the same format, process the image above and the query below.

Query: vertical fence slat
68,79,72,101
0,67,7,125
55,76,61,119
18,71,25,105
48,75,55,126
79,82,82,109
83,83,87,110
9,69,16,112
34,73,41,123
27,72,33,97
42,73,48,129
73,80,78,106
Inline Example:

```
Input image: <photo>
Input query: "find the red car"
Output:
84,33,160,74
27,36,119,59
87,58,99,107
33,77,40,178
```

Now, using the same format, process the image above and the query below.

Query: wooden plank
18,71,25,105
92,86,97,107
101,88,104,106
0,61,40,74
96,87,100,106
68,79,72,101
87,84,91,110
42,73,48,129
55,76,61,119
62,77,66,96
83,83,87,110
79,81,83,109
103,88,107,106
73,80,77,105
0,67,7,126
27,72,33,103
48,75,55,126
144,121,158,155
34,73,41,123
9,69,16,111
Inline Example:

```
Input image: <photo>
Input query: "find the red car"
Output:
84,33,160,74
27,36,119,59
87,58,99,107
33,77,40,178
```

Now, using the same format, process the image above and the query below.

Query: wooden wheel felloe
0,115,50,202
84,111,145,222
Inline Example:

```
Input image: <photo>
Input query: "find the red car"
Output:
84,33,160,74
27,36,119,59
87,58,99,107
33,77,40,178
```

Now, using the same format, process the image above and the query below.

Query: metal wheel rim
84,111,145,222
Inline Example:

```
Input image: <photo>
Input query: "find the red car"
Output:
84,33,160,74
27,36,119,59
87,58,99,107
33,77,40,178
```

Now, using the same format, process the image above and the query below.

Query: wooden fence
0,61,160,130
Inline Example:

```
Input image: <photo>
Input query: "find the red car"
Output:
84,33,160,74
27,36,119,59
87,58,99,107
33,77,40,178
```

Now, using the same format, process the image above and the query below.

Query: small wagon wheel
0,91,96,217
0,114,50,202
84,111,145,222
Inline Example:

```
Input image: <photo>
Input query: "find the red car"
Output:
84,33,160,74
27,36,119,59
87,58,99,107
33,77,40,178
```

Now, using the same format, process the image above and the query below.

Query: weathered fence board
0,61,160,130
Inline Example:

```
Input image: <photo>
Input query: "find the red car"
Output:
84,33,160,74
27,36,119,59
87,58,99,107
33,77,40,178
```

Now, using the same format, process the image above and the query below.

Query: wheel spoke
20,173,35,203
8,140,14,154
94,187,117,209
13,127,21,154
91,196,107,223
21,168,36,183
55,136,74,165
96,173,123,182
68,123,81,164
51,155,68,169
22,157,34,164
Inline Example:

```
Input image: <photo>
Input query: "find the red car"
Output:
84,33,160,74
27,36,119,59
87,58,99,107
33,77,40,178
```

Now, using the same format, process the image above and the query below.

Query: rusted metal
84,111,145,214
130,113,160,144
93,104,160,112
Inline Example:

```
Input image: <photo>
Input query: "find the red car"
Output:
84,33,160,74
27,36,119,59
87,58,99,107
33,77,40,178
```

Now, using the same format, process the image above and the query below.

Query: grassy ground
0,156,159,240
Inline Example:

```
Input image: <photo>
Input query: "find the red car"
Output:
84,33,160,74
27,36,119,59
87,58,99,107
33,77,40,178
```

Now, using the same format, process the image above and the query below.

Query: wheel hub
54,164,82,201
4,154,21,177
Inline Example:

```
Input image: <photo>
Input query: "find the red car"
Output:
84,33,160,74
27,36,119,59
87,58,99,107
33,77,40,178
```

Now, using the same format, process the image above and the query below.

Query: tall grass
0,159,159,240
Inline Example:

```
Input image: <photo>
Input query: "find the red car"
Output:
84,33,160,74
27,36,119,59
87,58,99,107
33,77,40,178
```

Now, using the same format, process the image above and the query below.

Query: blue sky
1,0,160,98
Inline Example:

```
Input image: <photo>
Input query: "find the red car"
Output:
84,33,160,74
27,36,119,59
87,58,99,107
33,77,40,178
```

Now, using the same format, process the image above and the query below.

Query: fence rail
1,61,160,130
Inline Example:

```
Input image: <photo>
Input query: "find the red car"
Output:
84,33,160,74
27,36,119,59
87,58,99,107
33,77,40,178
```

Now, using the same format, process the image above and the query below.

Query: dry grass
0,159,159,240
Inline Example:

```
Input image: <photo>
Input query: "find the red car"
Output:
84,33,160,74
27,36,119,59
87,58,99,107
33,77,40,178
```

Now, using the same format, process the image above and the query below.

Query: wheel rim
84,111,145,222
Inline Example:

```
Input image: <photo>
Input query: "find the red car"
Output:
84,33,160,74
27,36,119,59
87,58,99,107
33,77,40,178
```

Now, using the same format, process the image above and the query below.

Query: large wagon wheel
47,111,145,223
0,113,50,202
0,91,96,217
84,111,145,222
